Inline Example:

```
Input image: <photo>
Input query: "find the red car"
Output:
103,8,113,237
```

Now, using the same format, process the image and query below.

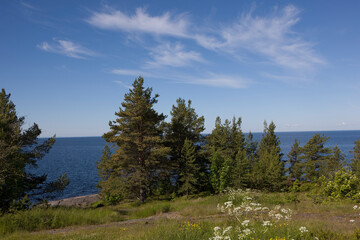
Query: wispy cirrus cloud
186,74,249,89
37,39,96,59
87,7,189,37
112,68,249,89
145,43,204,68
195,5,324,71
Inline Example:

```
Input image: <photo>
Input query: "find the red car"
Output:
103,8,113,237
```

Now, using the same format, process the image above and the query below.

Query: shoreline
47,194,99,207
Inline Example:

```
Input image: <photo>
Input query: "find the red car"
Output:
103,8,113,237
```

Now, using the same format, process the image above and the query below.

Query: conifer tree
350,139,360,178
325,145,345,179
253,121,284,191
299,133,331,182
287,139,302,180
98,77,170,203
0,89,68,211
164,98,205,193
178,139,200,198
206,116,247,192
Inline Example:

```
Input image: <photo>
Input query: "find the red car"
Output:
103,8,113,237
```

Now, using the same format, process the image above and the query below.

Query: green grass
2,192,360,239
0,206,125,236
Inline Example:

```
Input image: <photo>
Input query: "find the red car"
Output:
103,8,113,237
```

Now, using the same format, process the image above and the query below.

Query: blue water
33,130,360,200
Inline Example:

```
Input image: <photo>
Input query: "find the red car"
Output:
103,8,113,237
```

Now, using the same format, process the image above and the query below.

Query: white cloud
197,5,324,71
338,121,347,126
187,74,249,88
111,68,248,89
113,80,133,89
87,7,189,37
145,43,204,68
37,39,96,59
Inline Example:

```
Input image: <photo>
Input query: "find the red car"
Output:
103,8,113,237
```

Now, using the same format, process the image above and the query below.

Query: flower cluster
209,226,232,240
210,188,317,240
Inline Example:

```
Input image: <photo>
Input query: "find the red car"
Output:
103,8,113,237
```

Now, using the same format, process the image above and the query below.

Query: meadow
1,190,360,240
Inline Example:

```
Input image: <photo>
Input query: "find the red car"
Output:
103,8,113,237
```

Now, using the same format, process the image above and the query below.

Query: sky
1,0,360,137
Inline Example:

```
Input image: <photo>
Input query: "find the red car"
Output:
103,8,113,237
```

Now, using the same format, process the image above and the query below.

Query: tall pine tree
164,98,205,194
0,89,68,211
287,139,302,181
252,121,284,191
178,139,200,198
299,133,331,182
206,117,247,192
98,77,170,203
325,145,345,179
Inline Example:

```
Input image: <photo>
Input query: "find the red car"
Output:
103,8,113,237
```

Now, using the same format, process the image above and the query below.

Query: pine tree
164,98,205,193
299,133,331,182
178,139,200,198
350,139,360,178
287,139,302,180
253,121,284,191
206,116,247,192
98,77,170,203
0,89,68,211
325,145,345,179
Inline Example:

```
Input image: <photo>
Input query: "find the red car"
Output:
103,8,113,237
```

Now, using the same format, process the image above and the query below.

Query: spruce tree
178,139,200,198
206,116,247,192
350,139,360,178
299,133,331,182
287,139,302,180
253,121,284,191
164,98,205,193
325,145,345,179
0,89,68,211
98,77,170,203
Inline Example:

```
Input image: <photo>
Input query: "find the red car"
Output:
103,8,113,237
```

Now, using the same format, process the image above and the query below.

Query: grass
2,192,360,239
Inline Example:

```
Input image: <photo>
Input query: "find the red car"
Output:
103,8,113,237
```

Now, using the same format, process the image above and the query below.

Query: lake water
34,130,360,200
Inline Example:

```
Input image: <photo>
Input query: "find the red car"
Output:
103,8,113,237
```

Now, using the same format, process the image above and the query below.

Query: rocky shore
47,194,99,207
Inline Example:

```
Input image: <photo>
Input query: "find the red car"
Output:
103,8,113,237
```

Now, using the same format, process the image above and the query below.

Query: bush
323,169,360,201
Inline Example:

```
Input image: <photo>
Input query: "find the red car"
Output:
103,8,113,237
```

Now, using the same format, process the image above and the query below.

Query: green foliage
97,77,170,203
207,117,248,192
177,139,200,198
350,139,360,178
0,206,124,236
299,133,331,182
252,121,284,191
0,89,68,212
164,98,206,195
325,145,345,179
287,139,303,180
322,168,360,201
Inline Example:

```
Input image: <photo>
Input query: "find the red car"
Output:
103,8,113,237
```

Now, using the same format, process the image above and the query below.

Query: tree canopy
0,89,68,212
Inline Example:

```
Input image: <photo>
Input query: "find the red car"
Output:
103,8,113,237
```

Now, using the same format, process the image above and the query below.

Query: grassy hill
2,190,360,240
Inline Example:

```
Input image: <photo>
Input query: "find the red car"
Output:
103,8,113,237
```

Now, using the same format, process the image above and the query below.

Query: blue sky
1,0,360,137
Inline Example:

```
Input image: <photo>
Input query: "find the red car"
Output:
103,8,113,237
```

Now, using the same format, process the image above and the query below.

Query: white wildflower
274,205,281,210
254,207,262,211
299,226,309,233
263,221,272,226
350,219,355,223
243,228,251,235
241,220,250,227
224,201,233,209
281,208,288,214
245,206,252,212
354,205,358,210
223,226,232,235
275,213,283,220
262,207,269,211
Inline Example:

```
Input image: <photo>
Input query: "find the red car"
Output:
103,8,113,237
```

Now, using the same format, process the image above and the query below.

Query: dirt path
33,212,227,235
